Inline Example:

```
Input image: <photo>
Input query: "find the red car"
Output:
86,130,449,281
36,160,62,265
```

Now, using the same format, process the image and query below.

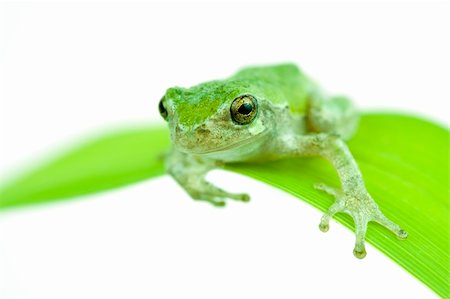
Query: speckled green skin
166,64,313,126
160,63,407,259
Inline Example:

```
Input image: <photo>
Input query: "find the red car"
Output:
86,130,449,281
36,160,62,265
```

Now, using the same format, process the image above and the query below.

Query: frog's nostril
173,125,185,141
196,126,211,136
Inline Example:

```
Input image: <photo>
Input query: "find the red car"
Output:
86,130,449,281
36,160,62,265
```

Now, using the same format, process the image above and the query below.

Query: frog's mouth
180,130,270,155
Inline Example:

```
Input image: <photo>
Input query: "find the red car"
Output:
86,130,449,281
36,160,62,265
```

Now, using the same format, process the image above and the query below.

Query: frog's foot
314,183,407,259
188,181,250,207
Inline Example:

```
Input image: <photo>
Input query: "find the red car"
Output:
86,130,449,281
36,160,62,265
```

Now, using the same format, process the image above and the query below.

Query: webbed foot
314,183,407,259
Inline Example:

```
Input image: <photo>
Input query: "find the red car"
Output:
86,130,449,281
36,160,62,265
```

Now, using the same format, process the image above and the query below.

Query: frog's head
158,80,275,157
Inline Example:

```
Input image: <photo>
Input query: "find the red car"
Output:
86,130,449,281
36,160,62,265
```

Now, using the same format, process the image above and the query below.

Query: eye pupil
159,97,168,120
238,103,253,115
230,95,258,125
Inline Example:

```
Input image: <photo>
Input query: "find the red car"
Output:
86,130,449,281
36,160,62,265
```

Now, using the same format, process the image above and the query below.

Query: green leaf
0,113,448,297
0,127,170,209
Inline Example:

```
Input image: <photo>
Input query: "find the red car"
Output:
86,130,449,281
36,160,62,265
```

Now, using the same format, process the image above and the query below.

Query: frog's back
231,63,316,114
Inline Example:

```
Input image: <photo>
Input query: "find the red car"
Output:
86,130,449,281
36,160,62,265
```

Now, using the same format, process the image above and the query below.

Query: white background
0,1,448,299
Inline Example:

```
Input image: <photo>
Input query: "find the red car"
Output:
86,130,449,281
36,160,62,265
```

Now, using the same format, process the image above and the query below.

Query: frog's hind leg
290,132,407,259
307,96,359,140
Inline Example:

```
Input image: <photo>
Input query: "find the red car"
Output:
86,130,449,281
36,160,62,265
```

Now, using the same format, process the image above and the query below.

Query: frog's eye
230,95,258,125
158,96,168,121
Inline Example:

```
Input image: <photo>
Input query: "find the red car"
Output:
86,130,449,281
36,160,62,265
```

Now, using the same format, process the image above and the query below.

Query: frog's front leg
283,134,408,258
165,149,250,207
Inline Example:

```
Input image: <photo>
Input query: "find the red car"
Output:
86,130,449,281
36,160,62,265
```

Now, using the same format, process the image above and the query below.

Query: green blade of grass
0,113,448,297
0,127,170,209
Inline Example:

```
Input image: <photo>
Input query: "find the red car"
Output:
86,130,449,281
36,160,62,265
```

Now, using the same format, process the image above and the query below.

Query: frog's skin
158,63,407,259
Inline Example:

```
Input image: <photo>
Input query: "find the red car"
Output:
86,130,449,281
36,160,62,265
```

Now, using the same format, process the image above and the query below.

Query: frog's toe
352,215,369,259
192,194,227,207
196,192,250,206
315,182,345,232
314,183,340,197
373,212,408,240
319,201,345,233
319,222,329,232
353,247,367,259
211,200,226,207
225,191,250,202
397,229,408,240
236,193,251,202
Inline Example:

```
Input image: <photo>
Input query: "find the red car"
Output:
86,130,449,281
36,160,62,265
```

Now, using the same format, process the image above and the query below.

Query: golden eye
230,95,258,125
158,96,168,121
